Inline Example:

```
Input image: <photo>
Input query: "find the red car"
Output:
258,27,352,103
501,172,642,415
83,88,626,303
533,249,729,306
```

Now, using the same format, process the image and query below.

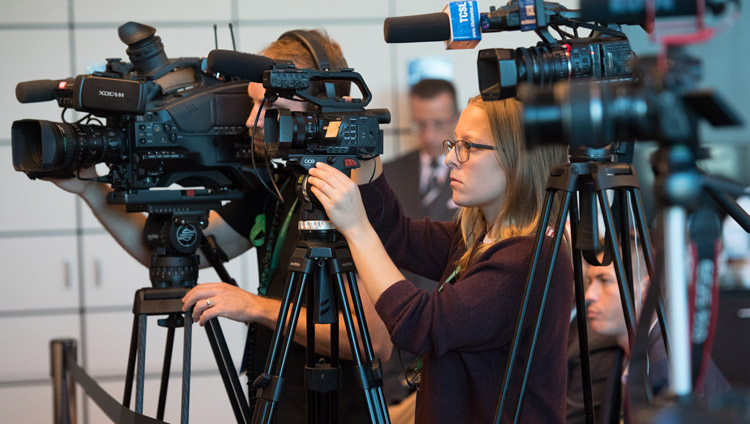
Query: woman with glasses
307,96,572,423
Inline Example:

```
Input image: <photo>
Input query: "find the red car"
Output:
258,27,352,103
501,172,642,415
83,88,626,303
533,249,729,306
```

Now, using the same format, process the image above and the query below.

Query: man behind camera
46,29,391,423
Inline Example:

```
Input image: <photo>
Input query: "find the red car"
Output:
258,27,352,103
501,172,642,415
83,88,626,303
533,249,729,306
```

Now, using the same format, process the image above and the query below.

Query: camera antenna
213,24,218,50
229,23,237,51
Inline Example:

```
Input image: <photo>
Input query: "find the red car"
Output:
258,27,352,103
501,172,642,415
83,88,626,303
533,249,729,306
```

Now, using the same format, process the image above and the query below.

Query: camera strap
258,177,298,296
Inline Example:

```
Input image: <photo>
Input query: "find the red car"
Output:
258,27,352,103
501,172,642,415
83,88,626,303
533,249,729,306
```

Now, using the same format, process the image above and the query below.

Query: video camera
384,0,635,101
205,48,390,210
205,49,390,173
260,62,390,172
518,0,743,151
11,22,258,211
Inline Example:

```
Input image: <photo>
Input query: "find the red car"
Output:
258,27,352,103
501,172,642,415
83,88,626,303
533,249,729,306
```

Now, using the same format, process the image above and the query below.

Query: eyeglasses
443,139,496,163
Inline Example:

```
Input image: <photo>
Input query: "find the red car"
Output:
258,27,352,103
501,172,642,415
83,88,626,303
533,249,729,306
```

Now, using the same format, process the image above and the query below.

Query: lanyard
437,265,461,292
269,198,298,283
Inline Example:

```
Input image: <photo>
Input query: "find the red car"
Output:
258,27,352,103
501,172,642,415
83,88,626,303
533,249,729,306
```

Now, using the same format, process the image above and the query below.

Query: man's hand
44,166,101,199
181,282,276,326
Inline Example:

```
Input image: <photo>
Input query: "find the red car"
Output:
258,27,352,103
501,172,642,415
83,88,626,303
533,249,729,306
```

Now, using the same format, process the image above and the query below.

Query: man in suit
384,78,459,223
380,79,459,420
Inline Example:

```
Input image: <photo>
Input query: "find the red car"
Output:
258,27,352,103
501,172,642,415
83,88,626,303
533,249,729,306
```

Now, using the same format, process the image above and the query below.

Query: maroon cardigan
360,174,573,423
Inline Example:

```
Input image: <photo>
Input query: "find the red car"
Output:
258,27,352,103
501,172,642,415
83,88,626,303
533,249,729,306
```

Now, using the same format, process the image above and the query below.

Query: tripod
251,191,390,424
114,202,251,424
493,145,670,424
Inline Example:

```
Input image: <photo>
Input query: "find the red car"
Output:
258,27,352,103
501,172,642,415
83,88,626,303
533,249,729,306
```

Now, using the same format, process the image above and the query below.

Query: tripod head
292,165,351,245
107,188,243,287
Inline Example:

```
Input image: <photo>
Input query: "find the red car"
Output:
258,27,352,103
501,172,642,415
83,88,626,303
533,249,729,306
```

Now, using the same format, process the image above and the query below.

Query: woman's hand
307,162,370,239
182,282,273,326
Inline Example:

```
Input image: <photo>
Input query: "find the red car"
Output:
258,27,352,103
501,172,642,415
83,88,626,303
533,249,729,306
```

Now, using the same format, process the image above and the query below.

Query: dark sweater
360,174,574,424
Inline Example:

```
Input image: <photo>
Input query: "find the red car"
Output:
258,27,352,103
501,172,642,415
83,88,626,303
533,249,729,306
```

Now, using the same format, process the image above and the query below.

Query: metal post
50,339,77,424
664,206,692,396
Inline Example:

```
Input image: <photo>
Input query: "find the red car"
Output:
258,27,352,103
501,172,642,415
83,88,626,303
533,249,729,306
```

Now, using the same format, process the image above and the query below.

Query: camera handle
494,148,670,424
251,202,390,424
122,212,251,424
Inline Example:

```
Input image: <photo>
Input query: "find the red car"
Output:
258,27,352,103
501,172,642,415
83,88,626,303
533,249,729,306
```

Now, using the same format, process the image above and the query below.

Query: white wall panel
0,146,78,231
0,0,69,24
73,0,234,24
0,29,72,139
0,236,79,311
238,0,388,21
0,314,81,380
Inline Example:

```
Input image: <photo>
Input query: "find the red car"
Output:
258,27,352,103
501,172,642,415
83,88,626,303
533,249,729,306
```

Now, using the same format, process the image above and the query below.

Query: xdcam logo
303,158,317,167
176,224,198,248
99,90,125,98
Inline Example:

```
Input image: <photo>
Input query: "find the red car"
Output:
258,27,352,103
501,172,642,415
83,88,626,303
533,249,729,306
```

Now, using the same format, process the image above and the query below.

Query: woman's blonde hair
456,96,568,270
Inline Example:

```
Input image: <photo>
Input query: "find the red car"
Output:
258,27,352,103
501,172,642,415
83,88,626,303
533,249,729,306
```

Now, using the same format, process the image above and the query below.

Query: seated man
569,243,729,423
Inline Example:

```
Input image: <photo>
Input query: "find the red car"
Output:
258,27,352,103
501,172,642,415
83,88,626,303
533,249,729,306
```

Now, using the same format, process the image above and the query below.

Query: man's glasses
411,117,456,133
443,139,496,163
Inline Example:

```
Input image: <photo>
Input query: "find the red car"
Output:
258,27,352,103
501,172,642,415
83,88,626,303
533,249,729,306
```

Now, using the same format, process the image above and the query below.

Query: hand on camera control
307,162,372,239
43,166,102,199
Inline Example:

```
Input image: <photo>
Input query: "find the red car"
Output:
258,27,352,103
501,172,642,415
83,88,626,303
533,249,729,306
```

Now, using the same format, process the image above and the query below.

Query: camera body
11,22,258,207
261,63,390,172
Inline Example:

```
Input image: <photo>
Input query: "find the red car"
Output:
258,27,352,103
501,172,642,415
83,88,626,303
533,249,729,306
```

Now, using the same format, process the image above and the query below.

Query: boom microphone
383,13,451,43
15,79,73,104
384,1,482,49
206,49,275,82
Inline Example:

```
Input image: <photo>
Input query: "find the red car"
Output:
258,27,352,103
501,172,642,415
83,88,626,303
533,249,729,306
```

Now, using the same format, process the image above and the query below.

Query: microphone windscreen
16,79,63,103
207,49,275,82
383,13,451,43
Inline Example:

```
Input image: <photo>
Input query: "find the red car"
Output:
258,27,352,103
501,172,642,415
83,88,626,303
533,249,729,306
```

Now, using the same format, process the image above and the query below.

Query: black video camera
383,1,635,102
261,62,390,172
476,1,634,100
11,22,258,210
519,0,743,151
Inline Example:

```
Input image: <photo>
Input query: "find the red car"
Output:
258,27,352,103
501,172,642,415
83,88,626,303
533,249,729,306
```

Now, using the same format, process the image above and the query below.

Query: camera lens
478,37,633,101
11,119,124,179
521,79,649,149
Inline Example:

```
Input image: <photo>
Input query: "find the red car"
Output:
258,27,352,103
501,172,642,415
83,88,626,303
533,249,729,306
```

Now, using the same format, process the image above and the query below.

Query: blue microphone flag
443,1,481,50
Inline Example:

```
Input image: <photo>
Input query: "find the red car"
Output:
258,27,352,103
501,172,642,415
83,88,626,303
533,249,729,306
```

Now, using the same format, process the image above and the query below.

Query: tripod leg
345,270,390,420
598,189,637,343
631,187,671,358
513,191,572,424
136,314,147,415
252,271,308,423
181,310,192,424
157,323,176,420
334,272,389,424
494,189,559,424
569,200,596,424
617,190,635,305
205,318,251,424
123,308,140,408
